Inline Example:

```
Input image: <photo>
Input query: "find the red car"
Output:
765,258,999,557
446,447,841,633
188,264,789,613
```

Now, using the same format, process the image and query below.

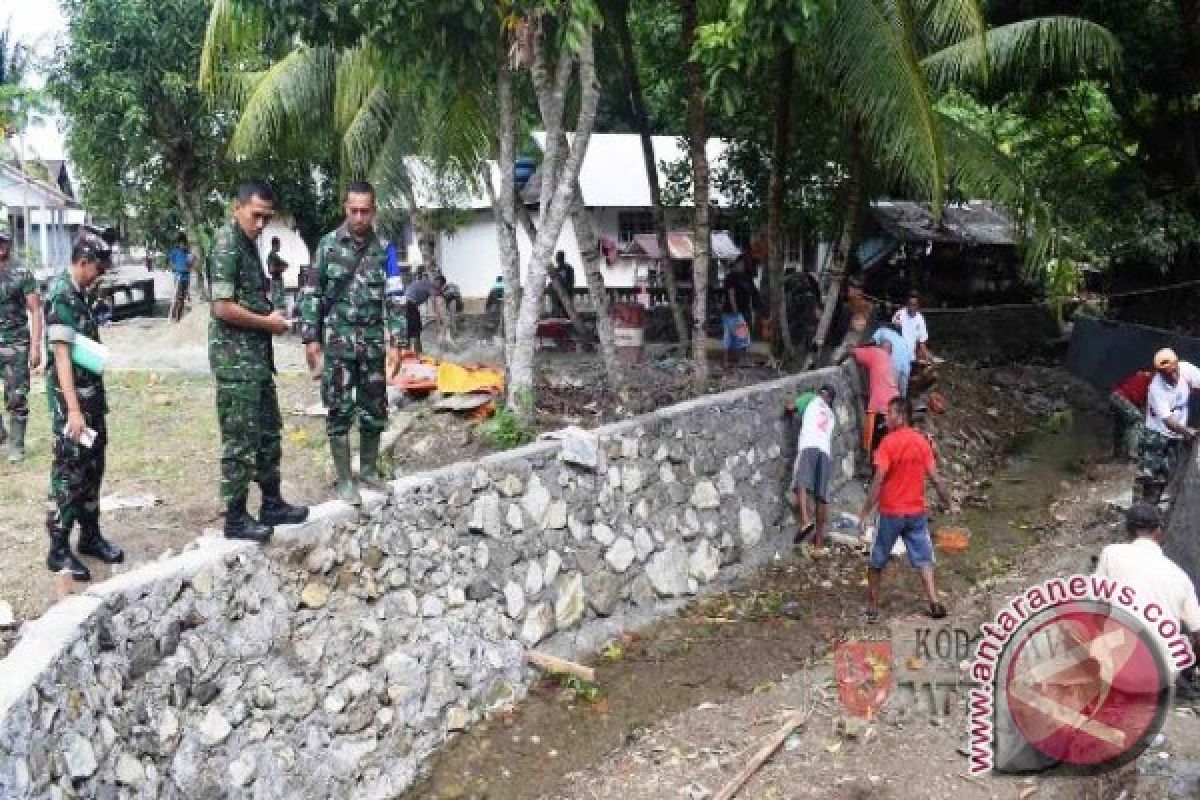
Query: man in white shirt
1094,504,1200,673
791,385,837,548
1138,348,1200,502
892,292,930,362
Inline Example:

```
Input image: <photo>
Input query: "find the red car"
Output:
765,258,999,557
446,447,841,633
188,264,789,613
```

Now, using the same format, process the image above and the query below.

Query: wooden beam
527,651,596,683
713,710,811,800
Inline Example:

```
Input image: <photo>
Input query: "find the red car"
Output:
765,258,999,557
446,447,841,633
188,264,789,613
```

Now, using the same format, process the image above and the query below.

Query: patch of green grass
475,404,535,450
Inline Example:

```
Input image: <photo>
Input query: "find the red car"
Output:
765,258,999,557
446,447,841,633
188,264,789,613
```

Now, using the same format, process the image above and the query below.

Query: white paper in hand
63,424,98,448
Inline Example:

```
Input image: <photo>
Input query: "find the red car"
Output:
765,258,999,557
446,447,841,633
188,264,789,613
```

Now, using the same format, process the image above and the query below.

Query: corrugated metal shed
871,201,1017,246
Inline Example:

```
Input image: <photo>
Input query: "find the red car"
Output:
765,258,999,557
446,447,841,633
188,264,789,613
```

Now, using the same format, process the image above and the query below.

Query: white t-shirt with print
1146,361,1200,438
797,396,836,455
892,309,929,353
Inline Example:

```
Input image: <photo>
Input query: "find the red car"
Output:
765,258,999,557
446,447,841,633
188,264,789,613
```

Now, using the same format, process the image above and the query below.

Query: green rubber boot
359,430,387,491
330,434,361,506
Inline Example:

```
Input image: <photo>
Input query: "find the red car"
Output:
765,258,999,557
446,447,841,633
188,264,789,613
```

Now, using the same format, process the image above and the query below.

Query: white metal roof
532,132,729,208
407,132,729,212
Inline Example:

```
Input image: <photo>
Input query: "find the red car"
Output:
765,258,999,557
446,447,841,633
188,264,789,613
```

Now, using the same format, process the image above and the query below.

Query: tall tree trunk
767,41,796,362
491,56,521,372
516,202,590,340
509,22,601,419
612,0,688,345
536,126,625,393
568,181,625,396
806,136,864,370
174,182,207,302
681,0,710,388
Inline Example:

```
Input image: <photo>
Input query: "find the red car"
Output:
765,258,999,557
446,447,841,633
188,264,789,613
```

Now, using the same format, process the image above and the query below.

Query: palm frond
199,0,268,99
923,16,1120,91
829,0,945,208
941,114,1052,273
334,43,381,134
368,115,418,205
228,46,336,158
342,85,396,179
915,0,987,51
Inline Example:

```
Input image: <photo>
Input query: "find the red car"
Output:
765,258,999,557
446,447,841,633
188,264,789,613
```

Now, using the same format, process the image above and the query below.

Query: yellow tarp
436,361,504,395
386,351,504,395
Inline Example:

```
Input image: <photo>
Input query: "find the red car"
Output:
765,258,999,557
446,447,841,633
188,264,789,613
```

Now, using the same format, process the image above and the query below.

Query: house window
617,211,655,244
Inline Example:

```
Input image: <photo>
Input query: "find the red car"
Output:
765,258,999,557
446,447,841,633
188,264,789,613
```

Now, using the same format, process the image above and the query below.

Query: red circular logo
1004,606,1169,767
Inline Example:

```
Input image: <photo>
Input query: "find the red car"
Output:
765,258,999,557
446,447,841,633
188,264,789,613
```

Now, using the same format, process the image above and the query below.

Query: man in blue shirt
167,235,192,282
167,235,193,322
872,321,914,398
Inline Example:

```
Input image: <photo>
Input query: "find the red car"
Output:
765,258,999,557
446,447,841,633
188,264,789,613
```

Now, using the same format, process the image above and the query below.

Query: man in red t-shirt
860,398,959,621
852,341,899,457
1111,368,1152,462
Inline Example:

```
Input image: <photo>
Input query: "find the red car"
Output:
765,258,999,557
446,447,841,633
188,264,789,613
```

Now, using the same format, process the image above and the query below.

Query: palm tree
199,0,491,268
804,0,1121,364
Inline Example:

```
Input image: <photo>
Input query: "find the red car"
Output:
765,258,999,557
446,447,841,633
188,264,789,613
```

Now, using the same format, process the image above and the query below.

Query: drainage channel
404,413,1105,800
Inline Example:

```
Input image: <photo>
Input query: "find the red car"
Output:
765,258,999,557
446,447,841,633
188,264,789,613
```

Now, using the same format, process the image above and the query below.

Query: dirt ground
406,366,1200,800
0,309,786,643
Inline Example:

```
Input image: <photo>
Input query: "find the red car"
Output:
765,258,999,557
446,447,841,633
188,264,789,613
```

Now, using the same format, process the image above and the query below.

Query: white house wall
255,221,311,289
429,209,640,299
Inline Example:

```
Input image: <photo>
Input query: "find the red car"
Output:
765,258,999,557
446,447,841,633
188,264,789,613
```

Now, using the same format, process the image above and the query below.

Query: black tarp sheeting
1066,315,1200,391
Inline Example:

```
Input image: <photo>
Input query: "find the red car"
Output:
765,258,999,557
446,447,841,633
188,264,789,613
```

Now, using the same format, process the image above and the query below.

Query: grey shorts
791,447,831,502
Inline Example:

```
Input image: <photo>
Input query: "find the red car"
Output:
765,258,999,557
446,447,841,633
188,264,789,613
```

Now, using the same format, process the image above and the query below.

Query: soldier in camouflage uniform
208,181,309,541
44,233,123,580
0,218,43,463
302,181,404,506
266,236,288,312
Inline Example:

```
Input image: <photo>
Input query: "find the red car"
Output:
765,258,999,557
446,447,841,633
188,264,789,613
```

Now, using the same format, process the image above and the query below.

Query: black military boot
78,512,125,564
224,495,272,543
259,478,309,526
46,514,91,581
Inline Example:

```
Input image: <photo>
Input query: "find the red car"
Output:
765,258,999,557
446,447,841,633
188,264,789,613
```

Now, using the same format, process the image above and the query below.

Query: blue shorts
870,514,935,570
722,313,750,351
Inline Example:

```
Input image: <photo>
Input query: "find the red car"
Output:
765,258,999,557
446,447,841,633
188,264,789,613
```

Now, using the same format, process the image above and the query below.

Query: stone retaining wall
0,365,862,800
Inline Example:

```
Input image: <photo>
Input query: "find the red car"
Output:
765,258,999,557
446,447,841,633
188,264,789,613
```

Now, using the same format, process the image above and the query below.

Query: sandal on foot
928,603,948,620
794,522,816,544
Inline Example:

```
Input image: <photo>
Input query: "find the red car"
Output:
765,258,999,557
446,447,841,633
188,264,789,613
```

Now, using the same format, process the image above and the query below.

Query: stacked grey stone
0,365,861,799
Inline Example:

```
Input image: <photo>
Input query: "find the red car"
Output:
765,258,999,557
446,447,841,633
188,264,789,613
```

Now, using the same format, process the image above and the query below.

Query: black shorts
405,303,423,339
791,447,832,502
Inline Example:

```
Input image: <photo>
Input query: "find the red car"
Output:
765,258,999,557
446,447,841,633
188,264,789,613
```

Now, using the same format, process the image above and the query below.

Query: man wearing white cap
1139,348,1200,502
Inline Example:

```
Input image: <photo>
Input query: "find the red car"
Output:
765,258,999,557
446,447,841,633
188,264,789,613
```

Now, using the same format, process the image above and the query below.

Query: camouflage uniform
44,271,107,531
0,255,37,429
207,221,282,505
1137,427,1180,500
301,225,404,437
267,250,288,312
